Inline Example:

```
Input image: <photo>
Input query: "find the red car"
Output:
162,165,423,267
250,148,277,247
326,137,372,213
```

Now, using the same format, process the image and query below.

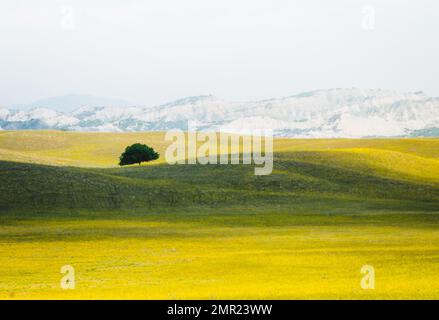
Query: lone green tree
119,143,159,166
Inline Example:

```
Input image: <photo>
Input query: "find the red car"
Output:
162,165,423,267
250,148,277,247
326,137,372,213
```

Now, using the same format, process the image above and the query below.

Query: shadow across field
0,148,438,215
2,211,439,243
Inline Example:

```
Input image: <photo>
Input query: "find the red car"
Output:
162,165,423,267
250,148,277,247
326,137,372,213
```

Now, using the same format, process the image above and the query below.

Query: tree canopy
119,143,159,166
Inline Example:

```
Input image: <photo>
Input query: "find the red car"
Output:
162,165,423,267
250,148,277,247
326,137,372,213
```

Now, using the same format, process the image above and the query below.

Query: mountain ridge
1,88,438,137
6,94,135,113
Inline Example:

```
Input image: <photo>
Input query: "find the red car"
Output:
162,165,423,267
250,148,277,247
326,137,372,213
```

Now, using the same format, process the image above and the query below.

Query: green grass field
0,131,438,299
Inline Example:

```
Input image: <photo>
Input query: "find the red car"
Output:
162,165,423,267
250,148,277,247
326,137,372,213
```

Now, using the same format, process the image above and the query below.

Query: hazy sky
1,0,438,106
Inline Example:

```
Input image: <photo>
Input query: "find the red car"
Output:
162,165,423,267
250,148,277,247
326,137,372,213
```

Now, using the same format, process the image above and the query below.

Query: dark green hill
1,154,438,215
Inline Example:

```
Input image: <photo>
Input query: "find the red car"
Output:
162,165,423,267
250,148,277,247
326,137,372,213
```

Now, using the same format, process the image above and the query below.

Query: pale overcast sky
0,0,438,106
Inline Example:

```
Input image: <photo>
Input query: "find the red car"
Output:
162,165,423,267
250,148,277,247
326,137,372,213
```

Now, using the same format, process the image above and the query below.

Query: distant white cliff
1,89,438,137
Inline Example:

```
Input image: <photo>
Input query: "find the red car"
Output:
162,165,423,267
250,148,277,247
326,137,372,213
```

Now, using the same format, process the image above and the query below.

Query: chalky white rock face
1,89,438,137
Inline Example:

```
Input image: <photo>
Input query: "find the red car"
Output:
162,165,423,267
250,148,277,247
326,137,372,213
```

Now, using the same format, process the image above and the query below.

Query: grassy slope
0,131,439,299
0,130,169,167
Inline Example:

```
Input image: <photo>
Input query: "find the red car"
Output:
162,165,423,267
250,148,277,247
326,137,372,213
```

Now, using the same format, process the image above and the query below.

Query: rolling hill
0,131,438,213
